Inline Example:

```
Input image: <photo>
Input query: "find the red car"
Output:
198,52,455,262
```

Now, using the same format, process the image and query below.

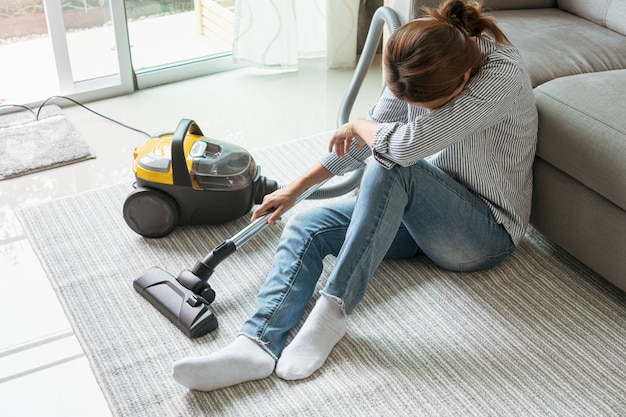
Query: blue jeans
240,160,514,359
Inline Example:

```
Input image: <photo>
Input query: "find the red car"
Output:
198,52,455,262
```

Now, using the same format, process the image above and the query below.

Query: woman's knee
363,162,395,186
282,208,320,245
362,160,429,193
285,207,318,231
282,203,352,256
287,204,344,231
285,203,351,237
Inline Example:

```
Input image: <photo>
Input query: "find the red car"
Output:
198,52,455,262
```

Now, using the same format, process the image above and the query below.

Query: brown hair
384,0,510,103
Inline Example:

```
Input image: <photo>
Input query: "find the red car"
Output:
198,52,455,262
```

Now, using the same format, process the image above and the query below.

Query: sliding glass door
0,0,236,106
128,0,237,89
46,0,134,99
0,0,133,106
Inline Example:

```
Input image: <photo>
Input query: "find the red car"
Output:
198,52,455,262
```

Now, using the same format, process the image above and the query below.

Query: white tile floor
0,57,382,416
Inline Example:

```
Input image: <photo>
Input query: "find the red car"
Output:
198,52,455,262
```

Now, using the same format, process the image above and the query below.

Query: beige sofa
385,0,626,291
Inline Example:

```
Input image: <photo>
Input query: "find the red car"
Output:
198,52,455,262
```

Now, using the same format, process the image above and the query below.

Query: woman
173,0,537,391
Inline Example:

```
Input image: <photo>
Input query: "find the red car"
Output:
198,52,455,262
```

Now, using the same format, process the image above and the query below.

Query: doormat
0,104,95,180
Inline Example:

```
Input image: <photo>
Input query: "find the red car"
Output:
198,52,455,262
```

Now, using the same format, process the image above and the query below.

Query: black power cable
0,95,152,137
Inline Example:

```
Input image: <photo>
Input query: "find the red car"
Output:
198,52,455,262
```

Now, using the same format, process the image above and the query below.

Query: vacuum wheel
123,187,179,238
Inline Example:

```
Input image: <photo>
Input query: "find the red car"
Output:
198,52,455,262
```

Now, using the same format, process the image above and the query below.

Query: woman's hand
251,164,333,225
251,186,299,225
328,120,378,158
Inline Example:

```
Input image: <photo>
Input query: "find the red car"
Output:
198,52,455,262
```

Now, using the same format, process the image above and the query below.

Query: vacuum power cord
0,95,152,138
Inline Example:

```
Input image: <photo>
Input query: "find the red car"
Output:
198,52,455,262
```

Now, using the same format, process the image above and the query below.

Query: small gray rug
18,132,626,416
0,105,94,180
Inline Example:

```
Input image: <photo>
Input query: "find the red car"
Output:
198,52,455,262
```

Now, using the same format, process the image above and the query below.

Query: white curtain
232,0,360,70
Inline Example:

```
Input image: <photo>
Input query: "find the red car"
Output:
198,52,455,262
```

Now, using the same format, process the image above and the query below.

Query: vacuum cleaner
130,6,401,338
123,118,279,238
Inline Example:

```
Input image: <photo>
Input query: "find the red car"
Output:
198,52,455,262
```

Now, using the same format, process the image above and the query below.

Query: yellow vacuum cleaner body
123,119,277,238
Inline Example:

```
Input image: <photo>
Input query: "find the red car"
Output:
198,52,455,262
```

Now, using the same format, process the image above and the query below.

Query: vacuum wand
184,181,325,289
236,181,324,246
133,181,326,338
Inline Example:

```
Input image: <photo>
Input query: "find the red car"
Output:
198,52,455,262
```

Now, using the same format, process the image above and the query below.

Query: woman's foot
275,294,346,380
172,335,275,391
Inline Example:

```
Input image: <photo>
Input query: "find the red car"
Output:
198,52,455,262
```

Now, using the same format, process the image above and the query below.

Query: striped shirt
320,35,538,245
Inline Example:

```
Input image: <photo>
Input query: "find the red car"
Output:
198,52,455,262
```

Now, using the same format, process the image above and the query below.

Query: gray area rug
0,105,94,180
18,132,626,416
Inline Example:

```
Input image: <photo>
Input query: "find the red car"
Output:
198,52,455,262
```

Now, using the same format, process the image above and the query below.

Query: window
0,0,238,106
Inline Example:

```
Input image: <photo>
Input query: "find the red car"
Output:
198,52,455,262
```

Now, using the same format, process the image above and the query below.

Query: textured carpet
0,105,94,180
18,132,626,416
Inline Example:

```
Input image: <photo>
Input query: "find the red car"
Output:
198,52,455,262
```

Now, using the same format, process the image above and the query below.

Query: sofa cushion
533,69,626,210
492,8,626,86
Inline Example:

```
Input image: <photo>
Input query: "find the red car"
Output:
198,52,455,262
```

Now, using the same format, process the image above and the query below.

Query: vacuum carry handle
171,119,203,187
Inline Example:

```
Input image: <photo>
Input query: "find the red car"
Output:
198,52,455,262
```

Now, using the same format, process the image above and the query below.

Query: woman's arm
370,46,527,168
319,86,413,174
251,162,334,225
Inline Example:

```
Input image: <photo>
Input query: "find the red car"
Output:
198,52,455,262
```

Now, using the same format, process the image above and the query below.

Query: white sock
172,335,275,391
275,294,346,380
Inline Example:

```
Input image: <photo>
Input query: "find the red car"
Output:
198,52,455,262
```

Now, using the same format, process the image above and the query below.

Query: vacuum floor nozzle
133,180,329,338
134,266,218,338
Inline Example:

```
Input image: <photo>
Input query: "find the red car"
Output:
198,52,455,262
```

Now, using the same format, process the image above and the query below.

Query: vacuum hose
293,6,402,200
